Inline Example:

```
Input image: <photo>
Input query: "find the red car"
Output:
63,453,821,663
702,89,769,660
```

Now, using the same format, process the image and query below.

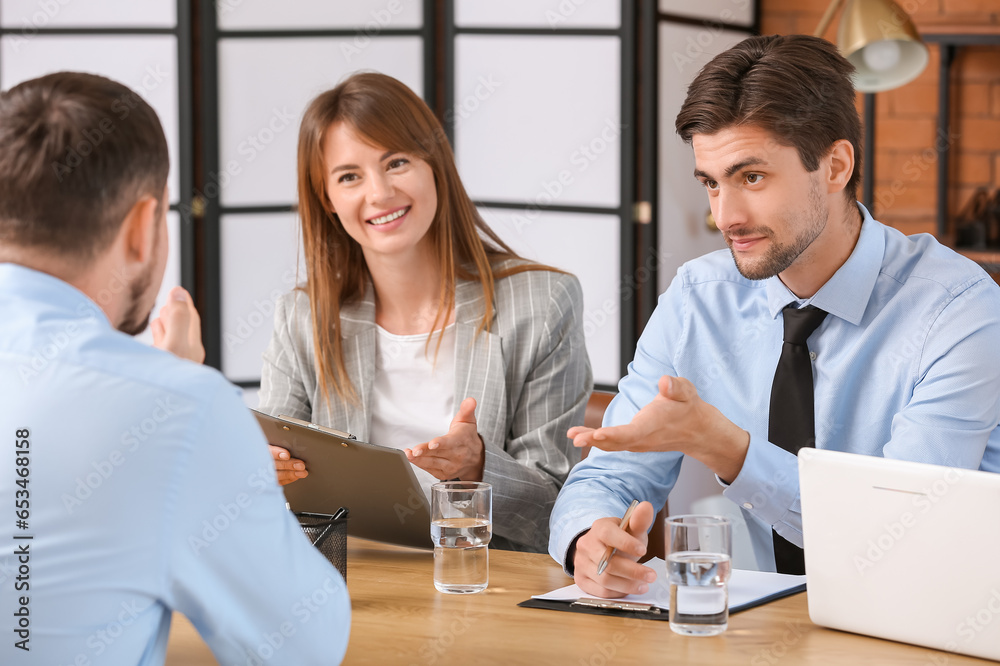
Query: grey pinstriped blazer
258,264,593,552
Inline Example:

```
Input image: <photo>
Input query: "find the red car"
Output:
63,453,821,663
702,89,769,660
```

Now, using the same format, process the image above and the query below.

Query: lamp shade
836,0,929,92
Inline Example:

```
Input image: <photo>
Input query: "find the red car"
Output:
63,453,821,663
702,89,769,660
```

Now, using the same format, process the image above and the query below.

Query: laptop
252,409,432,550
799,448,1000,662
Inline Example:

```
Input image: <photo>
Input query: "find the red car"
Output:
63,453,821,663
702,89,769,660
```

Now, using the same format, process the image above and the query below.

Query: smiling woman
256,72,593,553
322,120,438,268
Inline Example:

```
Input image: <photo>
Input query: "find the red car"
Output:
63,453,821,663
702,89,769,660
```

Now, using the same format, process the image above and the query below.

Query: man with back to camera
550,34,1000,596
0,72,350,664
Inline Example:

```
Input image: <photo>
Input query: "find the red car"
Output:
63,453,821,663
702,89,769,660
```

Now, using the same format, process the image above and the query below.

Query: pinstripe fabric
259,263,593,552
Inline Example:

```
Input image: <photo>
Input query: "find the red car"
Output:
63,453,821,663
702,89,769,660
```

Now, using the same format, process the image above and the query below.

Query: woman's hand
151,287,205,364
405,397,485,481
270,445,308,485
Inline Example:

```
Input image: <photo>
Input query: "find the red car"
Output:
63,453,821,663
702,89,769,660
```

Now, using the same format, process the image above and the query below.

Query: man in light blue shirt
0,73,349,663
550,35,1000,597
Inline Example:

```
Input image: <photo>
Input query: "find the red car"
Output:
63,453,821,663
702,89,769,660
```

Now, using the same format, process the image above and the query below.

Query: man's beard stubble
727,181,828,281
117,261,154,336
117,202,163,336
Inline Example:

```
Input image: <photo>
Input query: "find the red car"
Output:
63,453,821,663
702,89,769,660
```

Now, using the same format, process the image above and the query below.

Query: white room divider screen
0,0,194,348
446,0,635,389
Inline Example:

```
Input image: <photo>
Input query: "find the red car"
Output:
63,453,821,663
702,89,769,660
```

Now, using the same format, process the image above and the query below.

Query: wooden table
166,539,994,665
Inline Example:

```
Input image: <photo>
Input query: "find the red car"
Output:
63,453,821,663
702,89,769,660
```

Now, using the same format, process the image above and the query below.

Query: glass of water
666,514,732,636
430,481,492,594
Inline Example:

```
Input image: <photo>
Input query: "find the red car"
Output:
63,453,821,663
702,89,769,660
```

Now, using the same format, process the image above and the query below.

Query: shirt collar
0,263,111,328
765,202,884,325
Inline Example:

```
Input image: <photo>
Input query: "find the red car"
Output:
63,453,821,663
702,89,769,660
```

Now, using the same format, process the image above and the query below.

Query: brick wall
762,0,1000,238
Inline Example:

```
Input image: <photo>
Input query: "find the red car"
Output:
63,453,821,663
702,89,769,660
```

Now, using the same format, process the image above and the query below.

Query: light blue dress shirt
550,204,1000,572
0,264,350,665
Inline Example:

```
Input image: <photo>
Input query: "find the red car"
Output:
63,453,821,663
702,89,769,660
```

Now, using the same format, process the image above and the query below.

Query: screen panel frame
443,0,636,390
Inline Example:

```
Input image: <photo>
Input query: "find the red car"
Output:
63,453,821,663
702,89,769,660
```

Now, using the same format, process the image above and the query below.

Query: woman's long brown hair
297,72,559,405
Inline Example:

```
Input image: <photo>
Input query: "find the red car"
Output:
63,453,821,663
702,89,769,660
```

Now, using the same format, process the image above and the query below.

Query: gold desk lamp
815,0,929,92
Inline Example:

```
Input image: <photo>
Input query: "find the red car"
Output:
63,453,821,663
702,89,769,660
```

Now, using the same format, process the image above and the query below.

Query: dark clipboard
252,409,432,550
517,582,807,621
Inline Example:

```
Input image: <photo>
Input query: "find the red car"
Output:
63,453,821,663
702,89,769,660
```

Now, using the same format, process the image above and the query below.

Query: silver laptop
253,410,432,550
799,448,1000,662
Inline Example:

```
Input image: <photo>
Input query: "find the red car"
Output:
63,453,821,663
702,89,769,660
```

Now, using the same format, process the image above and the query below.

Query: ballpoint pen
596,499,640,576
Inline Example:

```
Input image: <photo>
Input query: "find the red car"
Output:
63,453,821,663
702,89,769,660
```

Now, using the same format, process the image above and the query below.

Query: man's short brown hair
0,71,168,260
675,34,862,201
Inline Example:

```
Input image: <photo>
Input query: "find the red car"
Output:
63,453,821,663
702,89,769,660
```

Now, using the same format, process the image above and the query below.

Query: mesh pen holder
296,510,348,581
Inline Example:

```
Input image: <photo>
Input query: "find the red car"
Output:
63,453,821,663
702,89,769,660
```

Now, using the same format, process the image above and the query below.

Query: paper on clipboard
533,558,806,613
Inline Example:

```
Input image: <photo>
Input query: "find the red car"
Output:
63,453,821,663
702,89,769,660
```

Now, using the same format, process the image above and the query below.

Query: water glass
667,515,732,636
430,481,492,594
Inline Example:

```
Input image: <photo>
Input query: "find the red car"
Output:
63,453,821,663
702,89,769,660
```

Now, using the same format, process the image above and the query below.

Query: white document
533,558,806,612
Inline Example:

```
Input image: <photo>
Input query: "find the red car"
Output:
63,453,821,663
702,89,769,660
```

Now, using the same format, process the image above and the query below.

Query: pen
596,499,640,576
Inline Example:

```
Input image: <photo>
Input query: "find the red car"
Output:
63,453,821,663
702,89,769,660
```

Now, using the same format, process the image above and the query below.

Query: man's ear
825,139,855,195
120,195,160,264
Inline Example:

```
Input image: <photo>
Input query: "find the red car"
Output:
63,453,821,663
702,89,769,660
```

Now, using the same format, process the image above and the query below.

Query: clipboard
252,409,432,550
519,559,806,621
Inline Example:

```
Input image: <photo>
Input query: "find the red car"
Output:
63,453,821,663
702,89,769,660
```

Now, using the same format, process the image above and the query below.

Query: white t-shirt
369,323,456,502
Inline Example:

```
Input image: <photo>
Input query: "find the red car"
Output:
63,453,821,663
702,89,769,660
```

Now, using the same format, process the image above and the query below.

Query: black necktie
768,304,827,575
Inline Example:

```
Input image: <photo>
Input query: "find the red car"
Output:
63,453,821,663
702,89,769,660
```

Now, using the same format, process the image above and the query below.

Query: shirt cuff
721,434,802,543
550,522,594,577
